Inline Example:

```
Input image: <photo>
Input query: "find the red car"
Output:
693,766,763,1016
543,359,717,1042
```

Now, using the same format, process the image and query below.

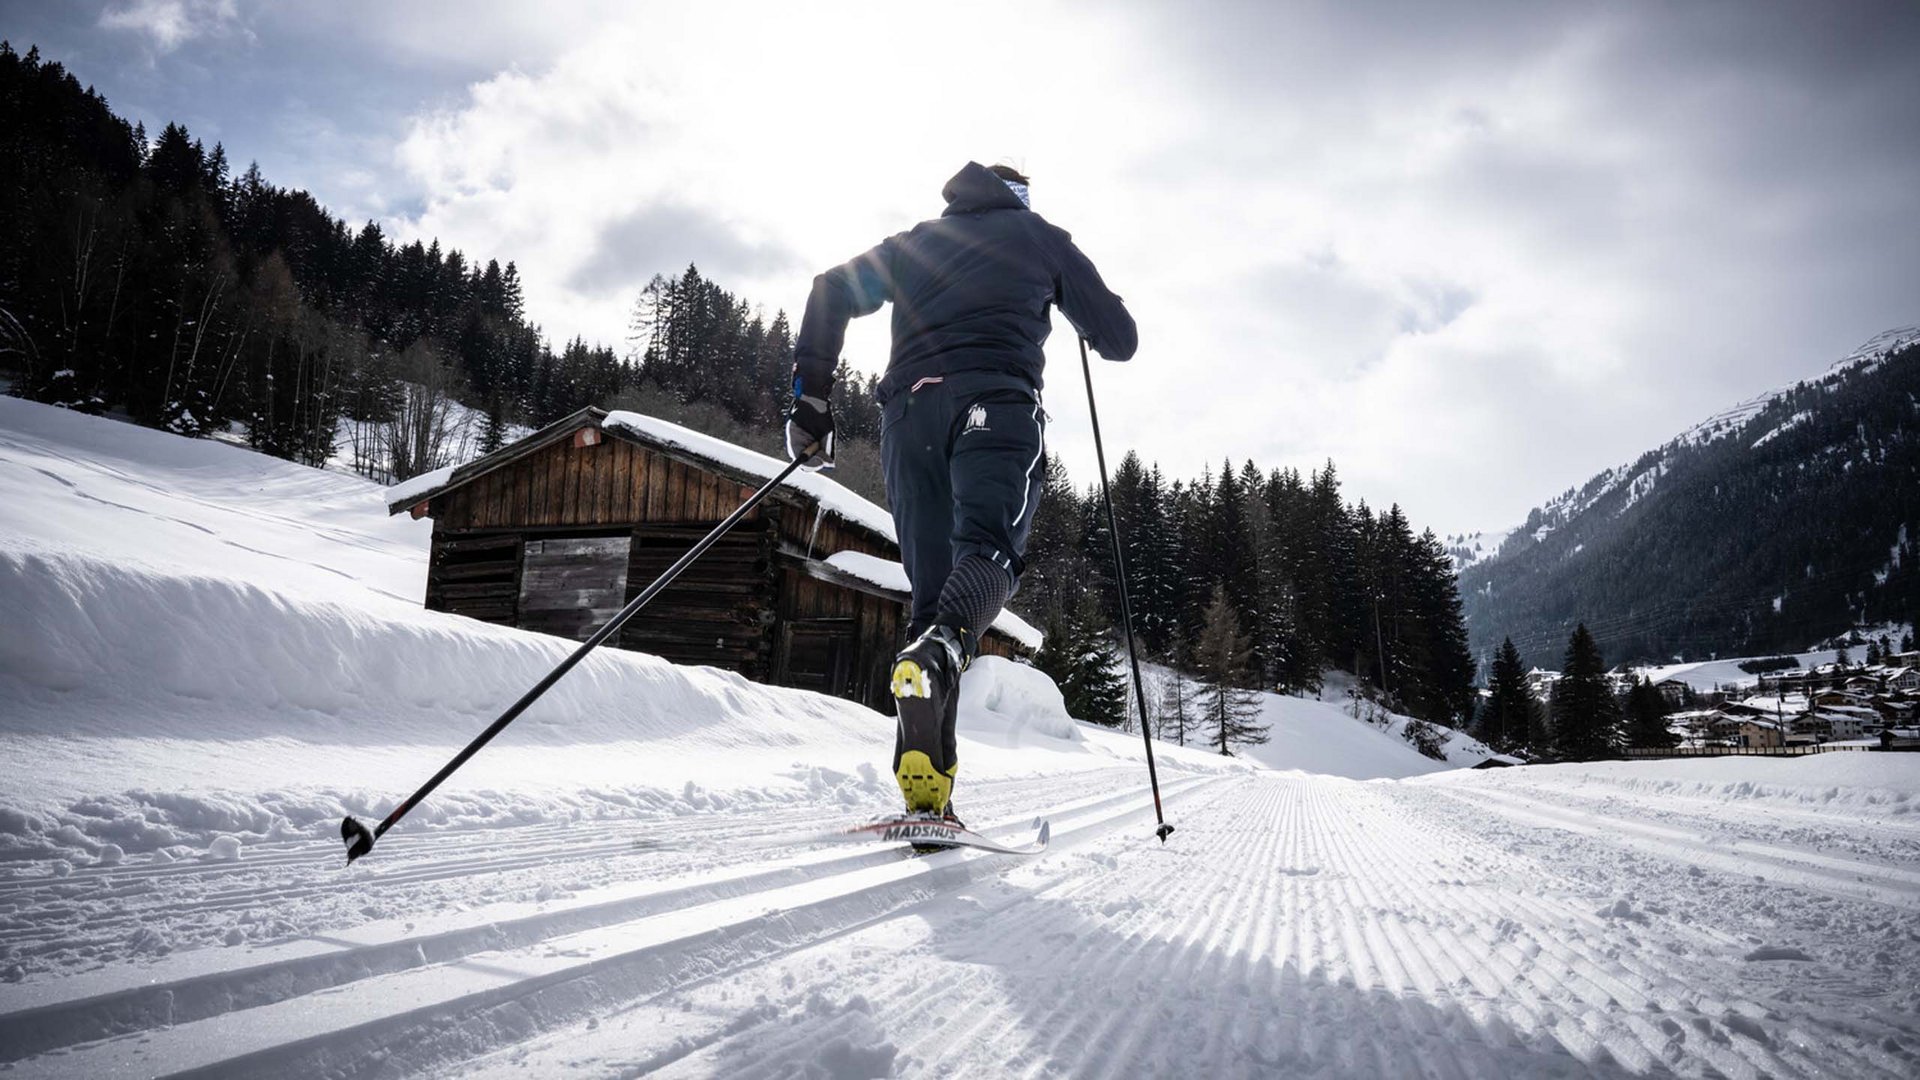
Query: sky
5,0,1918,533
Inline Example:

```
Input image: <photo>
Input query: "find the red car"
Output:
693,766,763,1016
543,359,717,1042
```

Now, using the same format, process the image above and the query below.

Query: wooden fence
1621,744,1875,759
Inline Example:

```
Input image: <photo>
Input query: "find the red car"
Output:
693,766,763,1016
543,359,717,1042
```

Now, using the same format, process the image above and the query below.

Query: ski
827,813,1050,855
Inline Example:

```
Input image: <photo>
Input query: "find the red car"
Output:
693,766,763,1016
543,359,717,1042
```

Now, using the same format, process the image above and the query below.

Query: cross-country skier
785,161,1137,822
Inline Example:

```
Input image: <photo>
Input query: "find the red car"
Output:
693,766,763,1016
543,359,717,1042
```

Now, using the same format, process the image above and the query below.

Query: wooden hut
385,407,1039,711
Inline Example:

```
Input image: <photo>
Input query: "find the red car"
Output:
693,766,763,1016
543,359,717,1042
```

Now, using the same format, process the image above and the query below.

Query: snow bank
1420,753,1920,814
0,394,429,610
0,545,896,859
956,657,1081,745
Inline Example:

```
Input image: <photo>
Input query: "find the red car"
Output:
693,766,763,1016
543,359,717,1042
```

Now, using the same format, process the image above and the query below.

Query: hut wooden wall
431,437,770,531
774,508,891,562
618,522,777,678
774,563,902,710
424,533,520,625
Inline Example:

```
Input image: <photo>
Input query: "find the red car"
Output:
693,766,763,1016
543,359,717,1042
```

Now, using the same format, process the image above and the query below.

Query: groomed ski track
4,767,1914,1079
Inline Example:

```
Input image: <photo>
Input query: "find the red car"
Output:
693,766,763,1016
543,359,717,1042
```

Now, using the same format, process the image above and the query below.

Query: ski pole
1078,336,1175,843
341,444,818,864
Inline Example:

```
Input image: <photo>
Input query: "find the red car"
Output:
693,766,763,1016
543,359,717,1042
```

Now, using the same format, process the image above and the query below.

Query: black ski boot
891,623,971,814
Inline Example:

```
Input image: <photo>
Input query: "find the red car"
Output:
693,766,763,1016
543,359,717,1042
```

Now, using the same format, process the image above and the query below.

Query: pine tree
1072,598,1129,727
1261,467,1320,693
1478,638,1534,754
1195,586,1268,755
1866,638,1884,666
1035,595,1126,726
1549,624,1620,761
478,394,508,455
1624,677,1678,749
1525,674,1552,752
1018,452,1087,623
1155,635,1200,747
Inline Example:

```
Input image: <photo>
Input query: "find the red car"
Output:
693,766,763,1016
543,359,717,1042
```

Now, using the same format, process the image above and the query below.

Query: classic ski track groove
0,771,1140,967
0,773,1186,1061
7,771,1914,1078
636,774,1906,1080
0,775,1218,1077
1442,783,1920,903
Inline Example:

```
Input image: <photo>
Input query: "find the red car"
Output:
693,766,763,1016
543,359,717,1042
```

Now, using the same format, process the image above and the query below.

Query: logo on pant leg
963,404,990,434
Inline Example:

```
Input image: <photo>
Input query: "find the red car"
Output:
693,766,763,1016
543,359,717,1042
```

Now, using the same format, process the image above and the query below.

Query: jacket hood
942,162,1028,215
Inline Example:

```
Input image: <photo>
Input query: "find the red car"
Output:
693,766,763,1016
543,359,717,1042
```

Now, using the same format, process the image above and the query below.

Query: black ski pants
879,371,1047,637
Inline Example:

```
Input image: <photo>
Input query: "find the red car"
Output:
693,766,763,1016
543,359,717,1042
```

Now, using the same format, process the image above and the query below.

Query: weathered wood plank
437,581,522,601
511,455,531,527
573,443,592,525
518,535,630,641
597,442,612,523
433,562,520,583
545,445,564,526
646,448,667,520
435,533,520,554
668,458,688,521
486,467,506,529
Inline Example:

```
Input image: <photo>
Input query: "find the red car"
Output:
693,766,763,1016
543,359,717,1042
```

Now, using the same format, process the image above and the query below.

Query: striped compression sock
936,554,1015,653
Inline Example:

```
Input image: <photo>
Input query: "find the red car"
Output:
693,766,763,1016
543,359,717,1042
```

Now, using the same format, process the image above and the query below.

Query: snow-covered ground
1140,664,1495,779
1637,647,1865,694
3,397,1918,1078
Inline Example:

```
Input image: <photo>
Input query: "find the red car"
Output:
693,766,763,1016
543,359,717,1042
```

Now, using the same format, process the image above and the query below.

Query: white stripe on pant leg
1010,403,1046,530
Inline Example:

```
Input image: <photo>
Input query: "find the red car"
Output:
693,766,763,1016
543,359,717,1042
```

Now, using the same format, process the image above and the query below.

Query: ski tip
1038,820,1051,845
340,815,375,865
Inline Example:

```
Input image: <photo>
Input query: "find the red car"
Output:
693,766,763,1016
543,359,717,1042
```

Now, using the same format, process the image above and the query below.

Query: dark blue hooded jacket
793,162,1137,402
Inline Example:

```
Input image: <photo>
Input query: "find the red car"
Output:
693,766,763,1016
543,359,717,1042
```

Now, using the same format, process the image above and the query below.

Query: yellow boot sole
894,750,955,814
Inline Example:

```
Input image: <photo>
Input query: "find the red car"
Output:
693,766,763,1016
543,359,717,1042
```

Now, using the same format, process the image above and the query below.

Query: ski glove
786,393,835,470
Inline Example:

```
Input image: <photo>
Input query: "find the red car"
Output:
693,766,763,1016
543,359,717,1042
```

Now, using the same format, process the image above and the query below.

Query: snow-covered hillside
3,397,1917,1078
0,396,1247,863
1462,327,1920,662
1529,325,1920,542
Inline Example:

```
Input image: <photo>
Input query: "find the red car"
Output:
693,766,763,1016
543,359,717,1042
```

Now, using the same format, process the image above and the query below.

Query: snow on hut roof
384,464,455,508
382,408,897,543
825,550,1043,651
601,411,899,542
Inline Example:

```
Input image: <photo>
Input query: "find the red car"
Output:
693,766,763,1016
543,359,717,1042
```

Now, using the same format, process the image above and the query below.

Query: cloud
385,4,1168,359
98,0,241,54
80,0,1912,531
567,203,800,299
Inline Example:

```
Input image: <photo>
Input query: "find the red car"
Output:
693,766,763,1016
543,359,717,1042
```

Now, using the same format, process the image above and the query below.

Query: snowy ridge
1441,525,1518,572
1497,326,1920,555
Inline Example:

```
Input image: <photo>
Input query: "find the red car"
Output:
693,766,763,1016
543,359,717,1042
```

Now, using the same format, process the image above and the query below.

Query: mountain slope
1462,328,1920,665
